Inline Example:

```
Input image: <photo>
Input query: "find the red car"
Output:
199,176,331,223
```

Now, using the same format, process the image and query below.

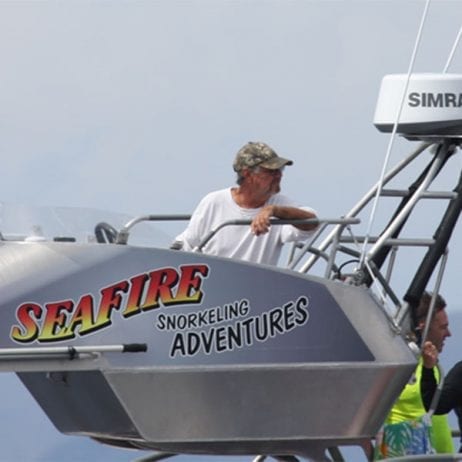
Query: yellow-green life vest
385,359,454,453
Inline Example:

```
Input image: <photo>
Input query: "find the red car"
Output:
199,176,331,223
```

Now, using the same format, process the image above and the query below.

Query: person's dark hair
414,291,447,324
412,291,446,345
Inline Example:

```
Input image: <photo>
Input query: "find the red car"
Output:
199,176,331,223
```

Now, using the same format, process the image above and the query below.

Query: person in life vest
375,291,453,459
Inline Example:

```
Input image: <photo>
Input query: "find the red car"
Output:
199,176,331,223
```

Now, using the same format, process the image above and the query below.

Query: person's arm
420,341,440,411
251,205,318,236
421,344,462,414
436,362,462,412
421,365,440,412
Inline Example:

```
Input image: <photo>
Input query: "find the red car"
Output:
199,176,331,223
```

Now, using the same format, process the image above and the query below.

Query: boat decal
10,263,210,343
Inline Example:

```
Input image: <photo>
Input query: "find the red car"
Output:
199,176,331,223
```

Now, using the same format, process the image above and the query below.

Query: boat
1,72,462,462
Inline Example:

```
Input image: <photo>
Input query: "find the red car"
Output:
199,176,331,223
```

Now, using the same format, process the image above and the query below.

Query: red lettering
67,294,98,336
10,264,210,344
11,303,42,343
142,268,179,310
96,281,129,327
175,264,209,303
40,300,74,341
123,273,149,317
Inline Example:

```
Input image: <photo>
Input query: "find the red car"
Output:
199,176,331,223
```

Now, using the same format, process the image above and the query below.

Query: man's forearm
270,206,318,231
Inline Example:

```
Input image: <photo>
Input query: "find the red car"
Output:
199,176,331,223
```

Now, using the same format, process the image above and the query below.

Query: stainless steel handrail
116,215,191,244
194,217,360,253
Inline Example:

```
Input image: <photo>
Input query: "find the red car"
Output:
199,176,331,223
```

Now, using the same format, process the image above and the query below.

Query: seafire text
10,264,209,343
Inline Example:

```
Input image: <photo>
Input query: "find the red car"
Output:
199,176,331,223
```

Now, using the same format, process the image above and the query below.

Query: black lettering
197,309,208,326
215,306,225,323
170,333,186,357
215,327,227,352
238,299,250,316
295,296,309,325
283,302,296,330
241,318,254,345
200,329,215,353
186,312,197,328
227,323,243,349
166,315,177,330
228,302,240,318
176,315,187,330
156,313,166,330
254,313,269,341
187,332,200,355
269,307,284,336
208,309,216,324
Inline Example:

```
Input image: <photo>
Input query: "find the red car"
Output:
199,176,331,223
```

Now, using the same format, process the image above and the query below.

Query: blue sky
1,1,462,461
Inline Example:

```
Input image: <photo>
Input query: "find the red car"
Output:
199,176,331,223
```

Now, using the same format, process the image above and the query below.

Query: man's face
425,308,451,353
252,166,283,195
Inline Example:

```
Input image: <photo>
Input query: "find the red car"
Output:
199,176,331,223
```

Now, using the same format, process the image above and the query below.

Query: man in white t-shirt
172,141,318,265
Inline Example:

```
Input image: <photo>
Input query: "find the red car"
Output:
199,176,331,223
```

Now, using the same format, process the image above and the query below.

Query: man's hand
250,205,318,235
422,341,438,369
251,206,274,235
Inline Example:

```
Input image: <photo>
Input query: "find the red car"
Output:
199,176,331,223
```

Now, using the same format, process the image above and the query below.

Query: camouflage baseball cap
233,141,293,172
